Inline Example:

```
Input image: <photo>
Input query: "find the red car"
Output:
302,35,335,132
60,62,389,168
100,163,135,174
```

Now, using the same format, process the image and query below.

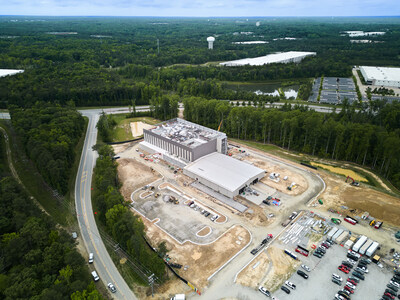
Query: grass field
110,115,160,142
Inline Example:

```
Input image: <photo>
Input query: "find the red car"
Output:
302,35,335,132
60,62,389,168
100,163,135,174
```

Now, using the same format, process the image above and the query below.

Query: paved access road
75,109,143,300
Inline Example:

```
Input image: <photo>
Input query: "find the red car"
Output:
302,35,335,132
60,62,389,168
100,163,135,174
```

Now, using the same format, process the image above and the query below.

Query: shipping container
344,239,354,249
366,241,380,257
332,229,344,241
359,239,374,255
327,227,338,240
336,231,349,244
352,235,368,252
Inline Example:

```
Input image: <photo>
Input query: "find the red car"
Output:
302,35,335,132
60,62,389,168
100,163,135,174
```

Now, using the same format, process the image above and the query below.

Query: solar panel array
309,77,358,105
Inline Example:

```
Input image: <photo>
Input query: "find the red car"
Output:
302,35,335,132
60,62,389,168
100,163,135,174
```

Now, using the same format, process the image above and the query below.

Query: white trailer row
352,235,379,257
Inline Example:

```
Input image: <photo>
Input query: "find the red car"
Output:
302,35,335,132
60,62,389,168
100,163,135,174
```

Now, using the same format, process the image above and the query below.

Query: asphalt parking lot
273,243,395,300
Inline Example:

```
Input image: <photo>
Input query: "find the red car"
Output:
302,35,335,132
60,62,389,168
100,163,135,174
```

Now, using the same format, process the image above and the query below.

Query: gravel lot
273,243,395,300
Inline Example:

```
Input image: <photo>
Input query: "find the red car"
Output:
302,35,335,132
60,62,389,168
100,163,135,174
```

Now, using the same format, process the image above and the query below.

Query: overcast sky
1,0,399,17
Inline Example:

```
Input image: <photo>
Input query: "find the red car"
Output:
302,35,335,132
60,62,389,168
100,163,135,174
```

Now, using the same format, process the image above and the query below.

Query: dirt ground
117,158,161,201
197,226,211,236
236,252,271,288
315,171,400,227
261,246,300,292
130,121,154,138
142,217,251,289
112,142,135,155
229,147,307,196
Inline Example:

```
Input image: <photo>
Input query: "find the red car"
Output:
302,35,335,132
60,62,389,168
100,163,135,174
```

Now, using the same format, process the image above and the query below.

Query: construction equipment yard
112,138,400,300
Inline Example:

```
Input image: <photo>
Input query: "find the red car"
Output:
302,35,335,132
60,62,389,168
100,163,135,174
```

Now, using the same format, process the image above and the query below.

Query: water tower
207,36,215,50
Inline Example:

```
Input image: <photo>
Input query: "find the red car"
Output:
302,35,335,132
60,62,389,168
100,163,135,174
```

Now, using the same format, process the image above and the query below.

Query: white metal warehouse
360,66,400,88
220,51,316,67
183,152,265,198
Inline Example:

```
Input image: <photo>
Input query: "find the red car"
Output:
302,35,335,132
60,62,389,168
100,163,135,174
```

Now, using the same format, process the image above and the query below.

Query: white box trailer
344,239,354,249
332,229,344,242
327,227,338,240
352,235,368,252
366,241,380,257
359,239,374,255
336,231,349,244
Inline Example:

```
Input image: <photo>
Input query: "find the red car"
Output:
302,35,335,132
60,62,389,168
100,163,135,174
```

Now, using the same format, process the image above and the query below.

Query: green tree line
183,97,400,189
9,103,85,194
92,144,166,281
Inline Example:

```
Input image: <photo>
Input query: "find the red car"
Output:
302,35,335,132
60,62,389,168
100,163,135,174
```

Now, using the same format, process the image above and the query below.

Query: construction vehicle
369,219,376,227
346,176,360,187
318,199,323,205
287,182,298,191
149,186,155,190
331,218,341,225
251,234,273,255
155,193,160,198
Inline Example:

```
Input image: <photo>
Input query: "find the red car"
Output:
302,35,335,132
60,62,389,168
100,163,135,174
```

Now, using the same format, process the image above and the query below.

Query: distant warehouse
183,152,265,198
220,51,316,67
360,66,400,88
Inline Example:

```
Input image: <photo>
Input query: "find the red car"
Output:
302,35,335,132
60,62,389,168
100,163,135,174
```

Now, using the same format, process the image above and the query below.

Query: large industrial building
184,152,265,198
141,118,227,167
0,69,24,78
220,51,316,67
360,66,400,88
140,118,265,199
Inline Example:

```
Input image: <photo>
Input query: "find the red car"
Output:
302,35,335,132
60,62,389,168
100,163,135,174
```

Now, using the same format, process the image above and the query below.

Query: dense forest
1,16,400,107
183,97,400,189
9,103,85,194
92,144,166,280
0,143,102,299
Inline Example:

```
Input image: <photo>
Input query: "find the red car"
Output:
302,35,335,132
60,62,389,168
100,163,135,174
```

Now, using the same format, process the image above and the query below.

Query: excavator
346,176,360,187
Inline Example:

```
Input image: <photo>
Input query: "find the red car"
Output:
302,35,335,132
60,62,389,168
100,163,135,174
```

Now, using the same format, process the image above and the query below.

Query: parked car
297,270,309,279
348,250,361,258
258,286,271,297
281,286,291,294
107,283,117,293
338,291,351,300
204,212,210,217
352,271,365,280
385,289,396,296
91,271,100,282
332,278,342,285
342,261,353,269
346,282,356,290
390,281,400,288
347,258,357,265
313,252,323,258
332,273,343,281
387,284,398,292
343,286,354,294
301,264,311,272
285,281,296,290
334,294,346,300
349,275,360,283
210,215,219,222
347,278,357,286
338,265,350,274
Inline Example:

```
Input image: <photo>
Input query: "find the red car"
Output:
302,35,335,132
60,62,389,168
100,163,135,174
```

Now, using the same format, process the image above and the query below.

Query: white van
88,253,94,264
91,271,100,282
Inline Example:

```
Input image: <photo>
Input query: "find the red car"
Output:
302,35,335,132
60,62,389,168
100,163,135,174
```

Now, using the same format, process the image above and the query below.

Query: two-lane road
75,110,137,300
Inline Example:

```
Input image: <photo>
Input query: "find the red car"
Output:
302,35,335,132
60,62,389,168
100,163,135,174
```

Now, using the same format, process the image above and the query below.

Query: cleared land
116,158,161,201
130,121,154,138
110,115,159,142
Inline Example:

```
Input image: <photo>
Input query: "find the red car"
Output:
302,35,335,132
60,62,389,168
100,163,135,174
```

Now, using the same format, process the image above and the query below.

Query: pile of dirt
117,158,161,201
130,121,154,138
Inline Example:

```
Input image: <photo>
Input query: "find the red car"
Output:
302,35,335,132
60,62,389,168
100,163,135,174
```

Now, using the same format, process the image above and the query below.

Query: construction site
112,119,400,300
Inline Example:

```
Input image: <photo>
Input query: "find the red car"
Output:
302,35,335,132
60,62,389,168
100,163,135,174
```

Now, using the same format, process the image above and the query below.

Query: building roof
220,51,316,66
360,66,400,82
0,69,24,78
184,152,265,193
147,118,226,149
